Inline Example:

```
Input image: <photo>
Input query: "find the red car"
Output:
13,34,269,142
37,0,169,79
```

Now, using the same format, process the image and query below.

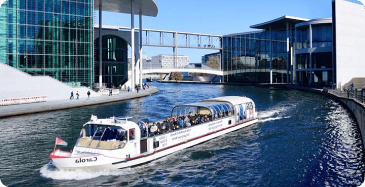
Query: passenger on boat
184,116,191,127
199,117,205,124
139,122,147,138
178,117,185,128
129,129,134,140
161,122,167,133
150,123,158,136
205,115,210,122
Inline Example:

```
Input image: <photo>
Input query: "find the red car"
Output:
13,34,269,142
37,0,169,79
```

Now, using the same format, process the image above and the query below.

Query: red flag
55,137,68,146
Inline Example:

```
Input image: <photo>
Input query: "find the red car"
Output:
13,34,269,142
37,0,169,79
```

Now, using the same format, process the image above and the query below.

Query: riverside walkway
0,87,159,118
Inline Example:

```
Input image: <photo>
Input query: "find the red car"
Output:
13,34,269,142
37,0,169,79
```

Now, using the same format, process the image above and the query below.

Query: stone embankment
0,87,158,118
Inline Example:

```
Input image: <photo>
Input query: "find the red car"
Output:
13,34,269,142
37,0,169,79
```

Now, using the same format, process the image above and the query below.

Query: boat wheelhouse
50,96,258,171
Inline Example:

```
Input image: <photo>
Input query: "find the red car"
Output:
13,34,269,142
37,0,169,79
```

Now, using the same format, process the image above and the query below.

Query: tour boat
50,96,258,171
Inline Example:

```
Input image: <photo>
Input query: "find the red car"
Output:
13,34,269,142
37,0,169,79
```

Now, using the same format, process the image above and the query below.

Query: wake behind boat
50,96,258,171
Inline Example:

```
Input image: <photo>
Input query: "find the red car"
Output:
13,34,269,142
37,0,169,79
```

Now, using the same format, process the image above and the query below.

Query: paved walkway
0,87,159,118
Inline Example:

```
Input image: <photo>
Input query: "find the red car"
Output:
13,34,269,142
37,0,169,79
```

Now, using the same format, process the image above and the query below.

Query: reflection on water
0,83,363,186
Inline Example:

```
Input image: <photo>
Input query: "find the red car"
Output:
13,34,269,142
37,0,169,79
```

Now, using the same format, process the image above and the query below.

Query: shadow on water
0,82,364,186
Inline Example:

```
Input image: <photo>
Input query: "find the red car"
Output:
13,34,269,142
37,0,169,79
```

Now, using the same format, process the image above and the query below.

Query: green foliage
170,72,184,81
206,56,220,70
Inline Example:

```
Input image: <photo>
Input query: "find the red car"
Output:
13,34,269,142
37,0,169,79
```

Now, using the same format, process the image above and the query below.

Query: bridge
142,67,223,76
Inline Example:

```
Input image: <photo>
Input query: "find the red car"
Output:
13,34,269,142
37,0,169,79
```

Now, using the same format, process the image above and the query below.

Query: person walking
70,91,74,100
76,91,79,100
87,90,90,100
109,89,112,96
127,86,130,92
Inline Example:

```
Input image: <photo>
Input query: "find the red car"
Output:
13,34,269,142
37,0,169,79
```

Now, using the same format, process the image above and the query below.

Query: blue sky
96,0,361,63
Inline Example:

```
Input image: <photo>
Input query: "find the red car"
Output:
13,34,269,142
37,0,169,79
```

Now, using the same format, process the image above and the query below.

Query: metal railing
329,89,365,104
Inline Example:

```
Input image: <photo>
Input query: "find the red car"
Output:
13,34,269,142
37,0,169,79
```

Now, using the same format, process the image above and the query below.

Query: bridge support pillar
99,2,103,89
131,0,135,91
139,11,143,86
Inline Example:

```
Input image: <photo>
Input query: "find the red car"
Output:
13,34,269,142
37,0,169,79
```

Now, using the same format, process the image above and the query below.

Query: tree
206,56,220,70
170,72,184,81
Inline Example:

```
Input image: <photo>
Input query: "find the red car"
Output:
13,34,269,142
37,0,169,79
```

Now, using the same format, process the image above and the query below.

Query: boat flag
56,137,68,146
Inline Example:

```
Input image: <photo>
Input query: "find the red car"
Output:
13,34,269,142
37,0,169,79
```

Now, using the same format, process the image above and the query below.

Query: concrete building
222,0,365,88
150,54,189,69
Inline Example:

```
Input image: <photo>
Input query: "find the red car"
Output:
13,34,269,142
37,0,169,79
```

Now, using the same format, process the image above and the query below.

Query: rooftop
94,0,158,17
250,15,310,30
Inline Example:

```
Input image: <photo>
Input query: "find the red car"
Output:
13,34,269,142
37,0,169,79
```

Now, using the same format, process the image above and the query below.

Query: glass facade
295,23,333,87
223,30,289,84
94,35,129,88
0,0,93,87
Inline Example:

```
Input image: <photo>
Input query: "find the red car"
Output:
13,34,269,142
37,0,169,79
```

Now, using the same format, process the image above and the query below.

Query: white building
150,55,190,69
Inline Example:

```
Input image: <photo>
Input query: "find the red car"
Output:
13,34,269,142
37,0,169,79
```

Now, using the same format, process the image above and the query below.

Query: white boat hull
51,118,258,171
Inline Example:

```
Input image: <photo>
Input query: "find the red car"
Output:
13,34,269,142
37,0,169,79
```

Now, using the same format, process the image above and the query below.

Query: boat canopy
171,102,234,117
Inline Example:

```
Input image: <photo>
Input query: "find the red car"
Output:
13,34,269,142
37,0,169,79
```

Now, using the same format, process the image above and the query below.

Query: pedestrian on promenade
127,86,130,92
87,90,90,100
70,91,74,100
109,89,112,96
76,91,79,100
147,83,149,89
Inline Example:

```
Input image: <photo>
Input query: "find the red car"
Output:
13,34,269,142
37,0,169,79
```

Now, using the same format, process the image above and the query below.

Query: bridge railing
142,64,221,71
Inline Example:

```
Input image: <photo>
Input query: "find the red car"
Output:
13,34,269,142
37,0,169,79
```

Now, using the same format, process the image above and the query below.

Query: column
99,2,102,89
309,24,313,85
290,26,293,85
131,0,135,91
294,27,297,85
139,11,143,86
286,22,290,85
270,27,273,84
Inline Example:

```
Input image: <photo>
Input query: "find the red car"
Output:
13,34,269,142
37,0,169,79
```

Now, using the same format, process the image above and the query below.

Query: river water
0,82,364,186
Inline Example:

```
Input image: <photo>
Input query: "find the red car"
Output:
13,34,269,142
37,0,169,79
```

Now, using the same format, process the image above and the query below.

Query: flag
55,137,68,146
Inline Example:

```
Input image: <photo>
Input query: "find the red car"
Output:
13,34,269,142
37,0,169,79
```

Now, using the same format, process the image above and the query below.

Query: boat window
83,124,126,141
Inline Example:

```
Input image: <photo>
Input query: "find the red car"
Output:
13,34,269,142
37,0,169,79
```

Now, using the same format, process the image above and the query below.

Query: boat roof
200,96,254,106
171,96,255,116
84,116,138,129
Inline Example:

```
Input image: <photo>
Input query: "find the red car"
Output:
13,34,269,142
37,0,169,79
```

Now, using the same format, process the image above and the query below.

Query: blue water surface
0,82,363,186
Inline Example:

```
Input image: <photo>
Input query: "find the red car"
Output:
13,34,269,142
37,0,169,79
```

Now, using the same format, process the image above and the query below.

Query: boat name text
75,157,97,163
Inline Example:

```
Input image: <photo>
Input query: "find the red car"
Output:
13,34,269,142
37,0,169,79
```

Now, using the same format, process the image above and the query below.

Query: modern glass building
222,16,336,86
0,0,94,87
295,18,333,86
222,16,309,84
